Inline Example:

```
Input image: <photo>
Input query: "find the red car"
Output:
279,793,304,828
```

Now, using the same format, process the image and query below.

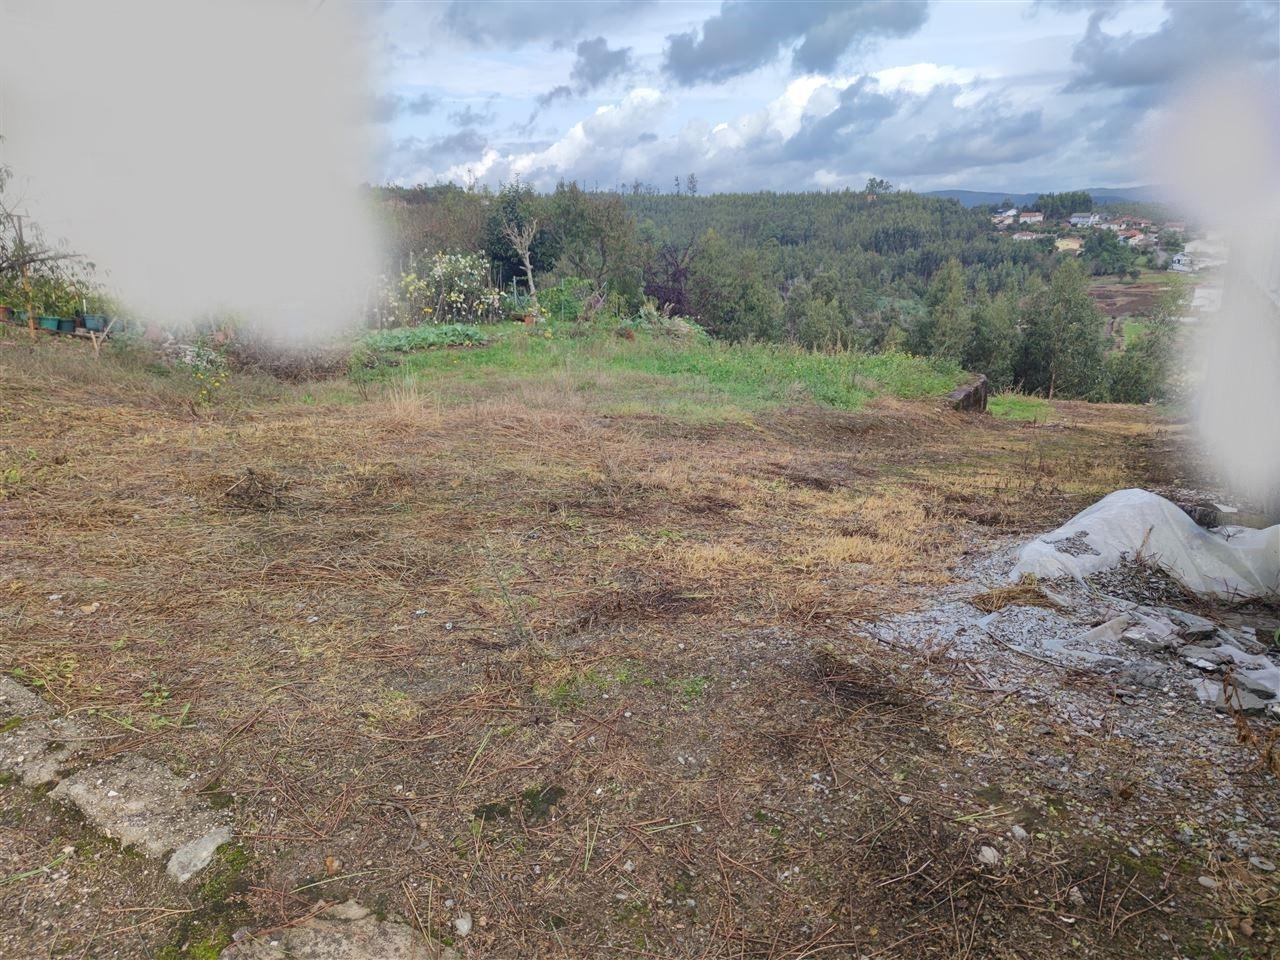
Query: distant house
990,214,1015,228
1068,212,1101,227
1165,221,1186,233
1055,236,1083,254
1018,211,1043,224
1169,252,1195,272
1011,231,1039,241
999,207,1018,218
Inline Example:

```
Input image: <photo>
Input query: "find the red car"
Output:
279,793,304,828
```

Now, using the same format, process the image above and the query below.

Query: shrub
376,253,499,326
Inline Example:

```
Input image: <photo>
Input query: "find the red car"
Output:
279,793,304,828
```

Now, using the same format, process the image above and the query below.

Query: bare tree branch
502,217,539,299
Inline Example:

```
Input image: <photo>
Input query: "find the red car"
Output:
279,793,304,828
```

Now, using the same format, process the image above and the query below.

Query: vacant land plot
1088,272,1181,320
1,331,1275,959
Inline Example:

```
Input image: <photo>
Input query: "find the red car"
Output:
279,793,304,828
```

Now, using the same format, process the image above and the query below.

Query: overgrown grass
989,392,1054,423
376,324,962,417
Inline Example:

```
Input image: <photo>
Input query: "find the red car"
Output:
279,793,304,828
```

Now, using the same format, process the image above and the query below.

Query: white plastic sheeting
1011,489,1280,600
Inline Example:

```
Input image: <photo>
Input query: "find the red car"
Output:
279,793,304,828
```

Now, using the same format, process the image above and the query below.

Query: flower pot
56,318,77,333
37,316,60,332
82,315,107,332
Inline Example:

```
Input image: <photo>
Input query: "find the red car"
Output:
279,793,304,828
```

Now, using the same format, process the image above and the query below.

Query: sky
362,0,1280,194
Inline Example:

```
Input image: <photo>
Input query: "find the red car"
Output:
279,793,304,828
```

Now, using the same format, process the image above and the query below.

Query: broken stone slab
0,715,87,786
0,676,53,719
49,756,231,882
1035,615,1129,666
1215,643,1272,670
1215,685,1271,715
221,900,457,960
1235,665,1280,699
1190,677,1222,704
1121,624,1179,654
1179,645,1230,670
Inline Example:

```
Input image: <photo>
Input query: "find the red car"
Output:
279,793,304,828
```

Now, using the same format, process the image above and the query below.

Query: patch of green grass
670,675,711,702
1121,318,1150,347
373,325,963,420
989,392,1054,423
362,323,490,353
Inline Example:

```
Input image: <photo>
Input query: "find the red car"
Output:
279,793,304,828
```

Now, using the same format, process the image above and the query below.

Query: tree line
374,179,1180,403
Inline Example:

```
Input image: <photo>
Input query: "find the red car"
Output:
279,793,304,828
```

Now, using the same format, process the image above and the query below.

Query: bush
500,288,539,322
624,300,709,342
539,278,596,323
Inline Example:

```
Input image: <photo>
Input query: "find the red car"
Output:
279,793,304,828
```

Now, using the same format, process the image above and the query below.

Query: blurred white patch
1154,72,1280,507
0,0,382,342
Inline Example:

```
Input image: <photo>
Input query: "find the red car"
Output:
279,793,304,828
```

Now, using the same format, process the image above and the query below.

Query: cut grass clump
989,392,1054,423
363,323,490,353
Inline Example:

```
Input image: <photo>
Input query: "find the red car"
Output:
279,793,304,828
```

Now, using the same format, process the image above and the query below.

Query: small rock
1197,875,1219,890
1179,645,1228,669
454,912,472,937
1249,856,1276,873
1010,824,1029,842
977,846,1001,867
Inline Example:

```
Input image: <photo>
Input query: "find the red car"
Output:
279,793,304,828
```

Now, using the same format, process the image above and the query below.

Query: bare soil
1,341,1276,959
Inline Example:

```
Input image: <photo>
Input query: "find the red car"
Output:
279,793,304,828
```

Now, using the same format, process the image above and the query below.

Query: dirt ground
1,339,1276,959
1088,278,1170,319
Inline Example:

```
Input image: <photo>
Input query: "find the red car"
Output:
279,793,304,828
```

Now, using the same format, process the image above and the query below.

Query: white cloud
871,62,980,95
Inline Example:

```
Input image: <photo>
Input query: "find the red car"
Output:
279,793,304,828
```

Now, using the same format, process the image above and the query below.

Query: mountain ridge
923,186,1170,208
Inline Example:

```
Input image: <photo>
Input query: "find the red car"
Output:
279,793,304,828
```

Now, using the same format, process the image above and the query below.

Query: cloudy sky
363,0,1279,194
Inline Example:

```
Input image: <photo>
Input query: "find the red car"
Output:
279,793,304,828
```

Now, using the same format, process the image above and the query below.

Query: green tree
546,182,643,307
926,258,972,363
969,288,1021,391
1106,283,1185,403
1083,228,1136,278
1017,259,1106,398
1033,191,1093,220
482,182,561,289
687,229,784,341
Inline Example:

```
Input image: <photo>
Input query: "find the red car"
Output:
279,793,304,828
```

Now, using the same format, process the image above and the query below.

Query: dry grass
0,335,1235,959
969,576,1064,614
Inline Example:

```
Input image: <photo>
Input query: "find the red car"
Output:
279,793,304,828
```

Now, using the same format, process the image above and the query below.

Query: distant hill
924,186,1170,208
